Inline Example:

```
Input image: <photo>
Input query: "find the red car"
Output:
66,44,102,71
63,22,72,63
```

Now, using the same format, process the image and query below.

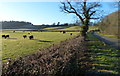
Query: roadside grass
87,32,120,75
98,32,119,39
1,31,79,62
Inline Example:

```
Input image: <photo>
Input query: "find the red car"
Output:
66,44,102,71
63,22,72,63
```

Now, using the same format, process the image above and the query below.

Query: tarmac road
93,32,120,50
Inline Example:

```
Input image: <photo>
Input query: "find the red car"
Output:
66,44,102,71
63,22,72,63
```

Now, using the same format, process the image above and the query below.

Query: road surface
93,32,120,50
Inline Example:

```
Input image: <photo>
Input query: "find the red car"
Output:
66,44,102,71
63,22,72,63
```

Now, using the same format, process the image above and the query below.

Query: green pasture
2,25,81,31
1,31,79,62
88,25,99,31
43,26,69,30
55,26,81,31
1,25,98,62
87,32,120,75
2,25,98,31
43,25,97,31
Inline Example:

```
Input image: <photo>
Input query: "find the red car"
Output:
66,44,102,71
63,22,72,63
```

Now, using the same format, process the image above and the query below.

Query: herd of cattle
1,31,73,40
2,35,10,39
2,34,34,40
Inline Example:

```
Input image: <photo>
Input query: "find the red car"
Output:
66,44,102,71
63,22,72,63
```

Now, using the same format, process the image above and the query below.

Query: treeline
1,21,33,27
98,10,120,38
40,23,76,27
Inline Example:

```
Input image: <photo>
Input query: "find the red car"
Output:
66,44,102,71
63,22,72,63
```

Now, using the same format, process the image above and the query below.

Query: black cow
63,31,66,34
60,31,62,33
28,33,31,34
2,35,9,39
23,35,27,39
2,35,5,38
70,33,72,35
5,35,9,38
29,35,34,40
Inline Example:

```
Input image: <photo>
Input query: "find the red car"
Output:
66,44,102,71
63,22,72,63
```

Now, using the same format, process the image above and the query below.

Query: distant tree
64,23,68,26
60,0,101,37
52,23,55,25
2,21,32,28
75,19,81,25
57,22,60,25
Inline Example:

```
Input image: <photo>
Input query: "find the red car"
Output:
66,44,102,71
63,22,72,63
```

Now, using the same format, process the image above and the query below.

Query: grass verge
98,32,120,39
86,32,120,76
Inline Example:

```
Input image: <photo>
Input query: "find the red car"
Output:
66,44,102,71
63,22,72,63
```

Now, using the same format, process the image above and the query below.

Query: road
93,32,120,50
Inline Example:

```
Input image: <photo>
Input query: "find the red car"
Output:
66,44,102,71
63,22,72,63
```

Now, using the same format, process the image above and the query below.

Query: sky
0,2,119,25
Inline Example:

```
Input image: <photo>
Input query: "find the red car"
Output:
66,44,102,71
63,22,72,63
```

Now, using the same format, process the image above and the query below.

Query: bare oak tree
60,0,101,37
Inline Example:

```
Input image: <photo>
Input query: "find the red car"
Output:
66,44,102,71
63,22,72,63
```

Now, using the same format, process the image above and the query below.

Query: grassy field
87,32,120,75
56,26,81,31
88,25,99,31
2,31,79,62
43,26,69,31
2,25,81,31
1,25,99,62
43,25,97,31
2,25,120,75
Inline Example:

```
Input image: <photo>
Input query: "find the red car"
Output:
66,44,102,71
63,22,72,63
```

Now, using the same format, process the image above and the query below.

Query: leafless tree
60,0,101,37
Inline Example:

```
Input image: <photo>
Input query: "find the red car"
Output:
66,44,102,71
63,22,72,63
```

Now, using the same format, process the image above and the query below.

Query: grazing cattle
28,33,31,34
6,35,9,38
39,30,42,32
2,35,9,39
13,31,15,33
63,31,66,34
70,33,72,35
29,35,34,40
23,35,27,39
60,31,62,33
2,35,5,38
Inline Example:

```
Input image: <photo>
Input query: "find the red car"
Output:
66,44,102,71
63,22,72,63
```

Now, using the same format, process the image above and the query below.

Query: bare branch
68,2,76,12
60,0,101,26
61,1,84,24
90,18,99,19
87,3,101,13
89,11,96,17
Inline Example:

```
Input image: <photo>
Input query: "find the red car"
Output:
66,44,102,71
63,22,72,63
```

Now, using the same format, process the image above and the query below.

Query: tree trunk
80,19,89,40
